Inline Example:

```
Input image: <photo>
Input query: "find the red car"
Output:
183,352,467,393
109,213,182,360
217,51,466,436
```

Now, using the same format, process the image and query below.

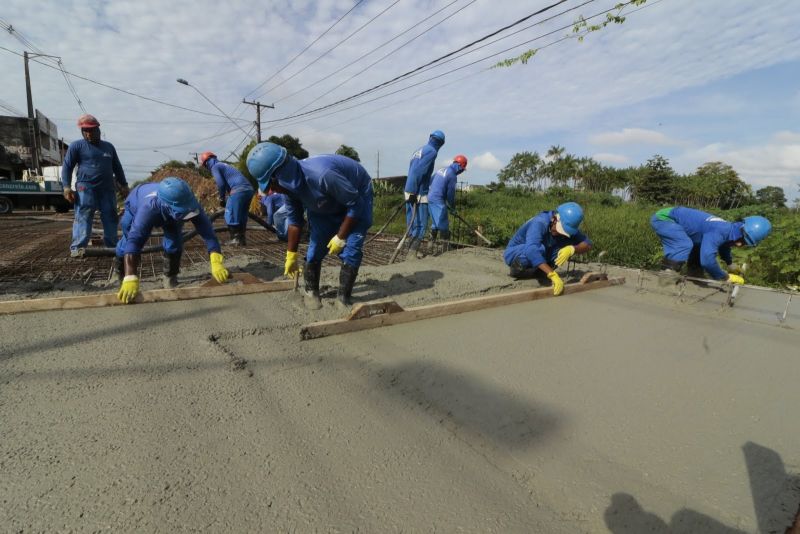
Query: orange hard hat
77,114,100,129
199,151,216,167
453,154,468,170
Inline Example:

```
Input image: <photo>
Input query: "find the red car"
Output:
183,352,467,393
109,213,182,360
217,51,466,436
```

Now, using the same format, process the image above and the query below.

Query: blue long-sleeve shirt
272,154,373,228
120,183,220,255
503,210,591,267
207,158,253,201
428,163,460,207
404,137,444,196
667,206,744,280
260,193,286,226
61,139,127,190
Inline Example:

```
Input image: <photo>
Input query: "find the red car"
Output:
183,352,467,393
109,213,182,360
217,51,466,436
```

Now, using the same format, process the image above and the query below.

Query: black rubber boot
303,260,323,309
225,225,242,246
114,256,125,282
162,252,181,289
661,257,685,272
439,229,451,255
509,258,548,281
425,230,439,255
238,224,247,246
337,263,359,306
407,237,421,259
658,257,684,286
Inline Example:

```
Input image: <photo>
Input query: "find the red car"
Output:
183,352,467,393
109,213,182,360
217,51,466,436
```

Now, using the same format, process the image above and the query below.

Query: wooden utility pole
241,99,275,143
23,51,41,176
189,152,199,164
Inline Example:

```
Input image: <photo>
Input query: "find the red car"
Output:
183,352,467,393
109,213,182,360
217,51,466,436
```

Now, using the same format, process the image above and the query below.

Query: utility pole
23,51,41,176
241,99,274,143
189,152,199,164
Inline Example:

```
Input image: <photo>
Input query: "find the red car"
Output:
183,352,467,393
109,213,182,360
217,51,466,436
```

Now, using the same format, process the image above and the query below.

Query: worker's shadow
354,270,445,301
604,441,800,533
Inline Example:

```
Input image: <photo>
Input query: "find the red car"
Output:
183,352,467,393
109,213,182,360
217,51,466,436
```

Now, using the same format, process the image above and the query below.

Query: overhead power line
0,97,25,116
253,0,402,100
263,0,570,124
0,45,252,121
116,126,243,152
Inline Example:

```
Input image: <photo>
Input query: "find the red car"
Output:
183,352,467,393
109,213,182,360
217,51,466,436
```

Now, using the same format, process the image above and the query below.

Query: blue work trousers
115,209,183,258
306,208,372,269
71,184,119,251
650,215,694,262
224,189,254,226
273,205,289,242
428,202,449,232
405,201,429,240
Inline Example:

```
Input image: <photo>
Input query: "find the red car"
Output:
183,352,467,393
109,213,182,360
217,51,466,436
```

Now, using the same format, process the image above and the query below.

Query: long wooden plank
300,276,625,340
0,277,294,315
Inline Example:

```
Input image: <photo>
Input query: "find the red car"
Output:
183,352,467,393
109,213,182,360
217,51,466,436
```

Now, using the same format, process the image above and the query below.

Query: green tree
235,140,258,187
335,144,360,162
755,186,787,208
497,151,542,189
693,161,752,209
633,155,674,204
266,134,309,159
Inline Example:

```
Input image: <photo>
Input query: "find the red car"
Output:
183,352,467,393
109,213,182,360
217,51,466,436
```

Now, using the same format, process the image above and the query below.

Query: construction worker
404,130,445,256
61,114,129,257
199,151,254,246
246,142,373,307
426,155,467,256
650,206,771,283
259,189,290,241
503,202,592,296
115,177,229,302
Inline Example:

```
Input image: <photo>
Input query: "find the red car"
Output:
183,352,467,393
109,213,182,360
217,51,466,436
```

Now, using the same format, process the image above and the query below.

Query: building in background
0,110,67,180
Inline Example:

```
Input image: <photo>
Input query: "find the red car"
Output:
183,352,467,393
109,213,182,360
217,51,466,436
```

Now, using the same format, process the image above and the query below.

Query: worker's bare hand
118,184,130,198
63,187,75,204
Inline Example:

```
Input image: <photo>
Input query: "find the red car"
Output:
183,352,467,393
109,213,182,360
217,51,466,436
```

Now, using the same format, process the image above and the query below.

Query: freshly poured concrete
1,250,798,532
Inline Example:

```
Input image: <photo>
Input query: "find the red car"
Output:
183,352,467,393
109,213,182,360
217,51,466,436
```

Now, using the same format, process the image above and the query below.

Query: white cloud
471,151,504,172
589,128,683,147
592,153,630,165
773,131,800,144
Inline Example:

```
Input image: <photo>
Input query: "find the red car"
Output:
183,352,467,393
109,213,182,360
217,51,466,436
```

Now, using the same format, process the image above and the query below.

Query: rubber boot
425,230,439,256
439,230,451,256
162,252,181,289
658,257,684,287
407,237,421,260
114,256,125,282
303,260,323,310
225,225,242,246
238,224,247,247
337,263,359,307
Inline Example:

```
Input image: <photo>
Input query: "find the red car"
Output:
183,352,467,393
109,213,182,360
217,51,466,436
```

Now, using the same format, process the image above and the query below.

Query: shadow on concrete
354,270,445,302
604,441,800,534
0,304,233,362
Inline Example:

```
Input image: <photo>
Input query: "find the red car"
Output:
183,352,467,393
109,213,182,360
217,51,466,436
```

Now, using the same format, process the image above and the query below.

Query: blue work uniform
428,163,460,233
404,136,444,239
207,158,254,227
261,193,289,241
504,210,591,270
273,154,373,268
650,206,744,280
61,139,127,251
115,183,220,257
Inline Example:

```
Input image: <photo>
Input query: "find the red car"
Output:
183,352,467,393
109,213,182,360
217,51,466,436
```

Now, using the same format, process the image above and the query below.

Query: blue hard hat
430,130,445,143
555,202,584,237
742,215,771,246
247,142,288,190
157,177,201,220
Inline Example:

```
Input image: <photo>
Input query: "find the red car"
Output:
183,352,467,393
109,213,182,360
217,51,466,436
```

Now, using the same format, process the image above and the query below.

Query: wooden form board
301,274,625,340
0,273,294,315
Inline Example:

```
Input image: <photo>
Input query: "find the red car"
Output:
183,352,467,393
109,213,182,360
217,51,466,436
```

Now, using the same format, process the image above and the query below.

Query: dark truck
0,178,71,214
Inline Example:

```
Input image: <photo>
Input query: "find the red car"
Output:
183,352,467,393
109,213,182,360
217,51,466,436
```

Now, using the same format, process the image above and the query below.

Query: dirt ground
1,248,798,532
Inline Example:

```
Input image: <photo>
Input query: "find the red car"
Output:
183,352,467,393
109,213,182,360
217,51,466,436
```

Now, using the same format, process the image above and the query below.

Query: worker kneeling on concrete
426,155,467,256
259,189,291,242
199,151,254,246
503,202,592,296
247,142,373,308
650,206,771,284
115,177,229,303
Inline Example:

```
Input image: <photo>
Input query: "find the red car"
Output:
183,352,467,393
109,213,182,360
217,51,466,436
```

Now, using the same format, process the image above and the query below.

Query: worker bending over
426,155,467,256
115,177,229,303
403,130,445,257
247,142,373,307
503,202,592,296
650,206,771,283
259,189,290,242
200,151,254,246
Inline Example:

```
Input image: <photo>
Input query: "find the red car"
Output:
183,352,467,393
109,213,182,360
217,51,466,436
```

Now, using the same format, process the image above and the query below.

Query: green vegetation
335,144,361,162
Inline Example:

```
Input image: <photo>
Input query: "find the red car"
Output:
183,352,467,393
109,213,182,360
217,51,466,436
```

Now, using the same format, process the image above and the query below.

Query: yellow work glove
327,234,347,256
209,252,229,283
284,250,300,278
547,271,565,296
727,274,745,285
555,245,575,267
117,275,139,304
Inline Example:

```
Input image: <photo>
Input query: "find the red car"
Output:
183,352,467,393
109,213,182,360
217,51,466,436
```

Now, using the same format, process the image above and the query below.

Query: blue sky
1,0,798,201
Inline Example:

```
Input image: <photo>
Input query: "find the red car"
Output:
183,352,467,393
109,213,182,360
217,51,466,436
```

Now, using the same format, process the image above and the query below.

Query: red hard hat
199,151,216,167
77,114,100,129
453,154,468,170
